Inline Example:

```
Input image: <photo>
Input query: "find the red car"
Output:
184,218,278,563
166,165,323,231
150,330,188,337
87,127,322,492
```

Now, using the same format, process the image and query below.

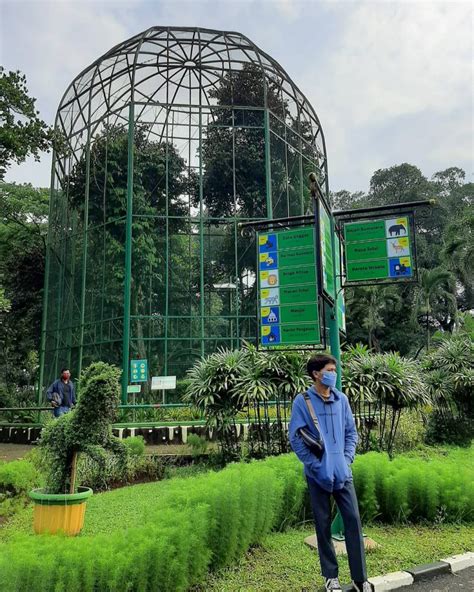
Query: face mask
320,370,337,388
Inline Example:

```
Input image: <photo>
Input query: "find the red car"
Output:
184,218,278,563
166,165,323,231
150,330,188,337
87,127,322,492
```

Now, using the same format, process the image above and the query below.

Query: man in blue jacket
289,354,370,592
46,368,76,418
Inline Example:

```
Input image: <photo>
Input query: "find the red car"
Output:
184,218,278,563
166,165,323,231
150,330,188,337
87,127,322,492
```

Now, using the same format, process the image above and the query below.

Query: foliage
0,68,53,179
122,435,145,458
185,345,308,460
0,458,41,496
0,448,472,591
425,412,473,448
0,182,48,400
198,524,474,591
0,457,42,519
0,452,305,592
187,434,209,457
39,362,127,493
352,447,473,523
422,330,474,418
342,345,430,455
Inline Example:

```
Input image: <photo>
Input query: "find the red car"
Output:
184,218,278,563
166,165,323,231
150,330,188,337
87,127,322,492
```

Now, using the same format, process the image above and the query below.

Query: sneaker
353,582,372,592
325,578,342,591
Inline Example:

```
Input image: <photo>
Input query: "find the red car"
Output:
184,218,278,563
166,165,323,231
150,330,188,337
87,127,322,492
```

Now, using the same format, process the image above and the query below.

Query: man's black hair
307,354,337,378
60,368,70,374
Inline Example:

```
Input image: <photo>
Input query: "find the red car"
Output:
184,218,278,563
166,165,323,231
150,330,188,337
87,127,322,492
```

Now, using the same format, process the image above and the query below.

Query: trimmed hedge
0,459,41,495
353,448,474,523
0,449,472,591
0,454,305,592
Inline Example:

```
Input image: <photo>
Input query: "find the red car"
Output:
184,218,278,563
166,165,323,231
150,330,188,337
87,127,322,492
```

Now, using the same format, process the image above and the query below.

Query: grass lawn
193,523,474,592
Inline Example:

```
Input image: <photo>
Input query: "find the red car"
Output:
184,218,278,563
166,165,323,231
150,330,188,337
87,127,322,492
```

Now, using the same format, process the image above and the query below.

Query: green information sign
334,234,346,333
319,204,335,298
130,359,148,382
257,227,321,348
344,216,414,283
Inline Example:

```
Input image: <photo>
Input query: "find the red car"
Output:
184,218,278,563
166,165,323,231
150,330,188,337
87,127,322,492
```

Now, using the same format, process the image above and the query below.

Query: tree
0,68,53,179
411,267,457,350
0,182,49,396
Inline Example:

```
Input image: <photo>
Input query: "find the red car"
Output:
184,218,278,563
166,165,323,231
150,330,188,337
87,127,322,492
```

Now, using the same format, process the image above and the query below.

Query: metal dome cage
39,26,328,400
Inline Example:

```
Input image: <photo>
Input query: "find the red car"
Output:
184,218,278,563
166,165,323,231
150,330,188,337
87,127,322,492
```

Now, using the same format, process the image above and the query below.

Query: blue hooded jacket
289,385,358,492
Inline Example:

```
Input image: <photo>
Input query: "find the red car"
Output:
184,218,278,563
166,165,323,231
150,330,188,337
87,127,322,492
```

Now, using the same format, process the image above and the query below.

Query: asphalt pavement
409,567,474,591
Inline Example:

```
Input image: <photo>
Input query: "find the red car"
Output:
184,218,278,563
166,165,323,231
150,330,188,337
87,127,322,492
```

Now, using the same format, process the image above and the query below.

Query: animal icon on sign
268,274,278,286
392,241,405,254
394,263,407,275
389,224,406,237
264,295,279,305
268,332,277,342
265,256,274,267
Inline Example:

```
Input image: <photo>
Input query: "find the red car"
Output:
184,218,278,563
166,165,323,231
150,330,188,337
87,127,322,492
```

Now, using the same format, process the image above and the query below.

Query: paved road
409,567,474,591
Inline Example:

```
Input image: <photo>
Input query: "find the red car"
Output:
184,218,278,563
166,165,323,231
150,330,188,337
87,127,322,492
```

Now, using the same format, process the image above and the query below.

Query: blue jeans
307,476,367,582
53,406,72,418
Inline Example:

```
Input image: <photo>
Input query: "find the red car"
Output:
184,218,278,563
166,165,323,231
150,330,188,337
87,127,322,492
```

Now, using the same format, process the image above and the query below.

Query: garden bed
193,523,474,591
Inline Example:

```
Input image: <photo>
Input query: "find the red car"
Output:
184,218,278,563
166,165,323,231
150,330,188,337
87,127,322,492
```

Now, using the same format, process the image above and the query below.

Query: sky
1,0,473,192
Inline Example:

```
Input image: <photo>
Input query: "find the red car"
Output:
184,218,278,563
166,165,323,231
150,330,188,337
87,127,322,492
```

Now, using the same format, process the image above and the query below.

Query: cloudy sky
1,0,472,192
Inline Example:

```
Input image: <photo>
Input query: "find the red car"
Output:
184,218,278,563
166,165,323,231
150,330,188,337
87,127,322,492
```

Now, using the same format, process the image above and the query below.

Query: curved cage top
56,26,326,168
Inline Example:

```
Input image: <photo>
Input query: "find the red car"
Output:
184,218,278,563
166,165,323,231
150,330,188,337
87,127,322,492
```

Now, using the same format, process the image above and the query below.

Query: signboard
127,384,141,394
334,233,346,333
343,216,415,283
151,376,177,390
130,359,148,382
319,202,335,299
257,227,321,348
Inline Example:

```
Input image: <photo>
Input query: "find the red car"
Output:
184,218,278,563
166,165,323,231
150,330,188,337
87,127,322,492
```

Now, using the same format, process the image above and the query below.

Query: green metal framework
39,27,329,402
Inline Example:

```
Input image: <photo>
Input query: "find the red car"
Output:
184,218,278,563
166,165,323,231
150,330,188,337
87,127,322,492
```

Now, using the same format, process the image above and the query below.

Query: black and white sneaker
325,578,342,591
353,581,372,592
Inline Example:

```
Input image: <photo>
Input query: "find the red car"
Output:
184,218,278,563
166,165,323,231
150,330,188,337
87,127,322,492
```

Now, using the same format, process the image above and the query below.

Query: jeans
53,406,72,418
306,476,367,582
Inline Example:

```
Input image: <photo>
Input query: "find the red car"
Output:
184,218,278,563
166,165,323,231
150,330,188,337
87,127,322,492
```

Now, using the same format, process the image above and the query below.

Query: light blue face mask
320,370,337,388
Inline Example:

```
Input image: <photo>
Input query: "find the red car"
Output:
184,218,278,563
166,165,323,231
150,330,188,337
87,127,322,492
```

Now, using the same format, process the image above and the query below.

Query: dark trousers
307,477,367,582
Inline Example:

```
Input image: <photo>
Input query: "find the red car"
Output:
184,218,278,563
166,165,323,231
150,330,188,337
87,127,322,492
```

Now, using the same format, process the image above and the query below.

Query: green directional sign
257,227,321,348
334,233,346,333
130,359,148,382
344,215,415,283
320,203,335,299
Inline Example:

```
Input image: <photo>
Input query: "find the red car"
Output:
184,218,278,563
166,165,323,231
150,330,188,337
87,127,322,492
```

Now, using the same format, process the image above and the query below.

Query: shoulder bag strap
303,391,322,435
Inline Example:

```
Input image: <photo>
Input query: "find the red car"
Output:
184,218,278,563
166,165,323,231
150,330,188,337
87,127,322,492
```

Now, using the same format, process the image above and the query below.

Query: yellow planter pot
29,487,93,536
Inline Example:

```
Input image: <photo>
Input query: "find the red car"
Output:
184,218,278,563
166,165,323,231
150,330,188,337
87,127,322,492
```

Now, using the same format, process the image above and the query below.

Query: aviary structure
39,27,328,400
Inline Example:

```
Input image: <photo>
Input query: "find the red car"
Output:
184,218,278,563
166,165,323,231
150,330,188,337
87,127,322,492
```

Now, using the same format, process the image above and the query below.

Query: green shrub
425,411,473,447
0,449,472,591
353,448,474,523
0,459,40,495
123,435,145,457
187,433,208,457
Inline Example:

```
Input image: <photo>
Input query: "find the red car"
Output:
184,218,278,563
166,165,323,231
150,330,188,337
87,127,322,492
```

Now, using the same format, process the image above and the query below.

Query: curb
339,552,474,591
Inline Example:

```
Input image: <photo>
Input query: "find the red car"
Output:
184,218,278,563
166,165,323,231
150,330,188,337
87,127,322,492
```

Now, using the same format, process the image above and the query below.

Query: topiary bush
39,362,128,493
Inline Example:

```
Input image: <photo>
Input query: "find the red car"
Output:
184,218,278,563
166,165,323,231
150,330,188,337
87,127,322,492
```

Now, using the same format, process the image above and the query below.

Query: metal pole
77,126,92,386
121,102,135,404
264,109,273,219
37,153,57,403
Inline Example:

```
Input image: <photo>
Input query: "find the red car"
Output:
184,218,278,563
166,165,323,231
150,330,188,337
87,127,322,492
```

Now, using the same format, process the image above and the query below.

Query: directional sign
257,227,321,348
130,359,148,382
343,216,415,283
319,203,335,299
334,233,346,333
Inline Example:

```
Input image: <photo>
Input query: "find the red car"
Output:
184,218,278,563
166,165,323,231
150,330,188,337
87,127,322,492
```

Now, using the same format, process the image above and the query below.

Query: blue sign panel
389,257,412,278
261,325,281,345
259,251,278,270
261,306,280,325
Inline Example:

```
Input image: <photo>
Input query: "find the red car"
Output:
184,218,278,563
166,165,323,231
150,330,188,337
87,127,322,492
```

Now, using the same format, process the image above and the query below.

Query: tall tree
0,68,53,179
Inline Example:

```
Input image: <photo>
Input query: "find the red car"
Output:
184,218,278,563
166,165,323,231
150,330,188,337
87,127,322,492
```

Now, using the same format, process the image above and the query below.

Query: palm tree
412,267,457,351
443,212,474,309
349,286,401,351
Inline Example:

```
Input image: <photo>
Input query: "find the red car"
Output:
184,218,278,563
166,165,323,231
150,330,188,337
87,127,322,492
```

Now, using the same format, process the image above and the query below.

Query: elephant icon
389,224,406,237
